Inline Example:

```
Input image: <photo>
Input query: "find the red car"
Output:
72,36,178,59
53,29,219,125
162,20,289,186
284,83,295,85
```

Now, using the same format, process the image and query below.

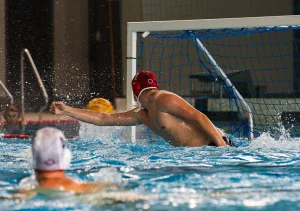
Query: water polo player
51,70,235,147
32,127,114,193
1,105,23,134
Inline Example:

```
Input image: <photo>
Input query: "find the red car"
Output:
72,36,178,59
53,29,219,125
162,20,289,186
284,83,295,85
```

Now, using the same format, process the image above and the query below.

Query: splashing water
0,122,299,210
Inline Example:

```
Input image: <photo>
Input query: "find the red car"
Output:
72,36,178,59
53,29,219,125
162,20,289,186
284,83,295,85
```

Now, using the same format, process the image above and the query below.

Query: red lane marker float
2,134,30,139
66,136,79,139
0,134,78,139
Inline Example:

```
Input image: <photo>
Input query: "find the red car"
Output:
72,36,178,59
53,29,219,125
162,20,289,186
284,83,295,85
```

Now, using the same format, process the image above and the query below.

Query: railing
0,80,14,105
20,48,49,121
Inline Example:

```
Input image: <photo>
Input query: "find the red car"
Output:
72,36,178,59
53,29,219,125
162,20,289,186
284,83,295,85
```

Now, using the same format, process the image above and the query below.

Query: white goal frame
126,15,300,142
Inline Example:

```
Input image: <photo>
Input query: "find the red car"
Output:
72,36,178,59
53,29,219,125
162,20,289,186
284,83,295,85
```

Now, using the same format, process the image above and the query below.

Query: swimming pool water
0,123,300,210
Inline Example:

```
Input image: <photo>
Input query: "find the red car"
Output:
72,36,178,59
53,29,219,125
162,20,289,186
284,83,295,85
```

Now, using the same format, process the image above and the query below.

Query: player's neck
139,89,157,109
35,170,66,181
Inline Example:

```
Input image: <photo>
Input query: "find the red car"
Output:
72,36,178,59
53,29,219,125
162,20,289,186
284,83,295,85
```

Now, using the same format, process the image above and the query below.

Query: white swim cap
32,127,71,171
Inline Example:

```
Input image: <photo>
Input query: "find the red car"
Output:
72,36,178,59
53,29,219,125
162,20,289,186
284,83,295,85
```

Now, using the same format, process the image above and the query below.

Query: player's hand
50,101,66,115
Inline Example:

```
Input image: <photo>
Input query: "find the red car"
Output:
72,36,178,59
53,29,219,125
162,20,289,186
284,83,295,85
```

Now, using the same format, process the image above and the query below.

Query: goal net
126,15,300,142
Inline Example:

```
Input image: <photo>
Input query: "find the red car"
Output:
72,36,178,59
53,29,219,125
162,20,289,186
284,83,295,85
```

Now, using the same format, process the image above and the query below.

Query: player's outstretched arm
50,101,141,126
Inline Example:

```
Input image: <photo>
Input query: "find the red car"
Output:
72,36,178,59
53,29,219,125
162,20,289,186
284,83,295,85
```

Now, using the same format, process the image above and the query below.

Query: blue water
0,124,300,210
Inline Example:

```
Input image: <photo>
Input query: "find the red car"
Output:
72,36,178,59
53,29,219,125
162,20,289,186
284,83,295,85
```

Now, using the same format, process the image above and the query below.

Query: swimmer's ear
60,137,66,148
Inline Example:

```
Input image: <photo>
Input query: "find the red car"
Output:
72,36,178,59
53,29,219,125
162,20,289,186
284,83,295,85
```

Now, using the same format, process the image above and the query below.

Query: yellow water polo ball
86,98,114,114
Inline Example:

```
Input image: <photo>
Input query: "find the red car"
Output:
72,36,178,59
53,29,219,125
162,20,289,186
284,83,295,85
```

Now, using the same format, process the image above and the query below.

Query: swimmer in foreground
51,70,235,147
1,127,149,202
2,127,113,200
32,127,113,193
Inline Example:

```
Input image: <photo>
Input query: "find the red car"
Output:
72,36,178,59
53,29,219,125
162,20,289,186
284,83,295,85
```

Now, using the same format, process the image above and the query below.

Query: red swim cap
131,70,160,99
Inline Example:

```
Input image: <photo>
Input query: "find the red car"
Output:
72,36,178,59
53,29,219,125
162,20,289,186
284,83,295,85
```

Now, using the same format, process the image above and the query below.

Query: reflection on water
0,124,300,210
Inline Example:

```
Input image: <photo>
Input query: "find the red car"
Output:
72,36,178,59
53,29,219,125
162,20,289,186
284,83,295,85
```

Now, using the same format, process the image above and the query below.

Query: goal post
126,15,300,142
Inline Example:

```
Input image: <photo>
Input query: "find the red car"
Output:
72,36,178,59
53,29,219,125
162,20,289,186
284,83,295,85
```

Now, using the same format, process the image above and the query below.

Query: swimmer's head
32,127,71,172
3,105,21,120
131,70,160,102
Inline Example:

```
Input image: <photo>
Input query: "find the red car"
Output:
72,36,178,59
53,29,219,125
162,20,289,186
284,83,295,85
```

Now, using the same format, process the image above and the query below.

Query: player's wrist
64,106,71,113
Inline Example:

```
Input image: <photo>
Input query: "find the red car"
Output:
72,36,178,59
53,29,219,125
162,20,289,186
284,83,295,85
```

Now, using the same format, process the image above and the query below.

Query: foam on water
250,132,300,150
79,122,127,143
